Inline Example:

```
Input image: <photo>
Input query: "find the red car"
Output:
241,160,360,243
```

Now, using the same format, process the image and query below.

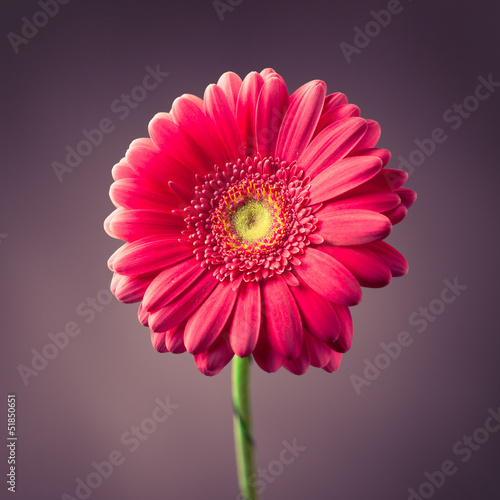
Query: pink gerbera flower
104,68,416,376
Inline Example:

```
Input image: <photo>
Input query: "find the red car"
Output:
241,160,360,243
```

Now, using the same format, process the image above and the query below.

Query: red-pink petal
314,104,361,138
305,331,332,368
322,351,342,372
322,246,391,288
125,139,196,194
330,304,353,353
194,334,234,376
149,270,219,333
112,159,137,181
111,272,154,303
396,187,417,208
299,118,368,177
262,275,303,359
172,95,229,168
110,236,191,275
283,340,310,375
275,80,326,162
347,147,391,167
165,321,187,353
290,280,341,345
229,281,261,357
383,203,407,224
236,71,264,157
255,76,289,158
110,178,178,211
148,113,213,176
308,156,382,205
184,281,238,354
151,330,168,353
204,84,245,161
252,325,284,373
104,209,185,242
317,208,392,245
355,119,381,150
143,258,204,312
322,191,400,212
294,247,361,306
365,241,409,277
217,72,242,113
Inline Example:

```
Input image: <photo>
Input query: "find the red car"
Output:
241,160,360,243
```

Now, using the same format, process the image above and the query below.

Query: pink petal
308,156,383,205
104,209,185,242
148,113,213,175
165,321,187,353
151,330,168,353
229,281,261,357
110,235,191,276
262,275,303,359
138,303,149,326
217,71,242,113
322,351,342,372
194,333,234,376
171,95,229,168
290,280,341,345
383,203,407,224
322,246,391,288
365,241,409,277
299,118,368,177
149,270,219,333
355,119,381,150
275,80,326,162
110,178,179,211
347,147,391,167
125,139,196,194
294,247,361,306
260,68,277,79
111,272,154,303
322,191,400,212
317,208,392,245
236,71,264,157
314,104,360,138
396,187,417,208
184,281,238,354
255,76,289,158
330,304,353,353
204,84,245,161
252,324,284,373
283,340,310,375
143,257,204,312
112,159,137,181
305,331,332,368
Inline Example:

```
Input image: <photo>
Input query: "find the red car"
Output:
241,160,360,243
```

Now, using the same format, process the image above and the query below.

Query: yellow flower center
232,200,273,242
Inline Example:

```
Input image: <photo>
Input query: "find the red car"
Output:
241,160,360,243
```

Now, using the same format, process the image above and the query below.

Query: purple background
2,0,500,499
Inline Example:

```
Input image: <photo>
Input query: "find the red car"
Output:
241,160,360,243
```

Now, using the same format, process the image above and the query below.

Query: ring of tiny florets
184,155,318,282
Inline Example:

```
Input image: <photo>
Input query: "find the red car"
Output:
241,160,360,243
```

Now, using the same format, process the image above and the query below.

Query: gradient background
2,0,500,499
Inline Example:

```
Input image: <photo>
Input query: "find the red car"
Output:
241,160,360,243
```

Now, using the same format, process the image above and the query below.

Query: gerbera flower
105,68,416,376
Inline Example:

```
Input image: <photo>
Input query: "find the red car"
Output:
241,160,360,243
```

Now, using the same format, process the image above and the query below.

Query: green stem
232,355,258,500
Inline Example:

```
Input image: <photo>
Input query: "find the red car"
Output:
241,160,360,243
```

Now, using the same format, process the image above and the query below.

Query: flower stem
232,355,258,500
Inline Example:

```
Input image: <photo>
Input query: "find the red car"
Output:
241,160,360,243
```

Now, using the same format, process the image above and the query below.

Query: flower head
105,68,416,376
